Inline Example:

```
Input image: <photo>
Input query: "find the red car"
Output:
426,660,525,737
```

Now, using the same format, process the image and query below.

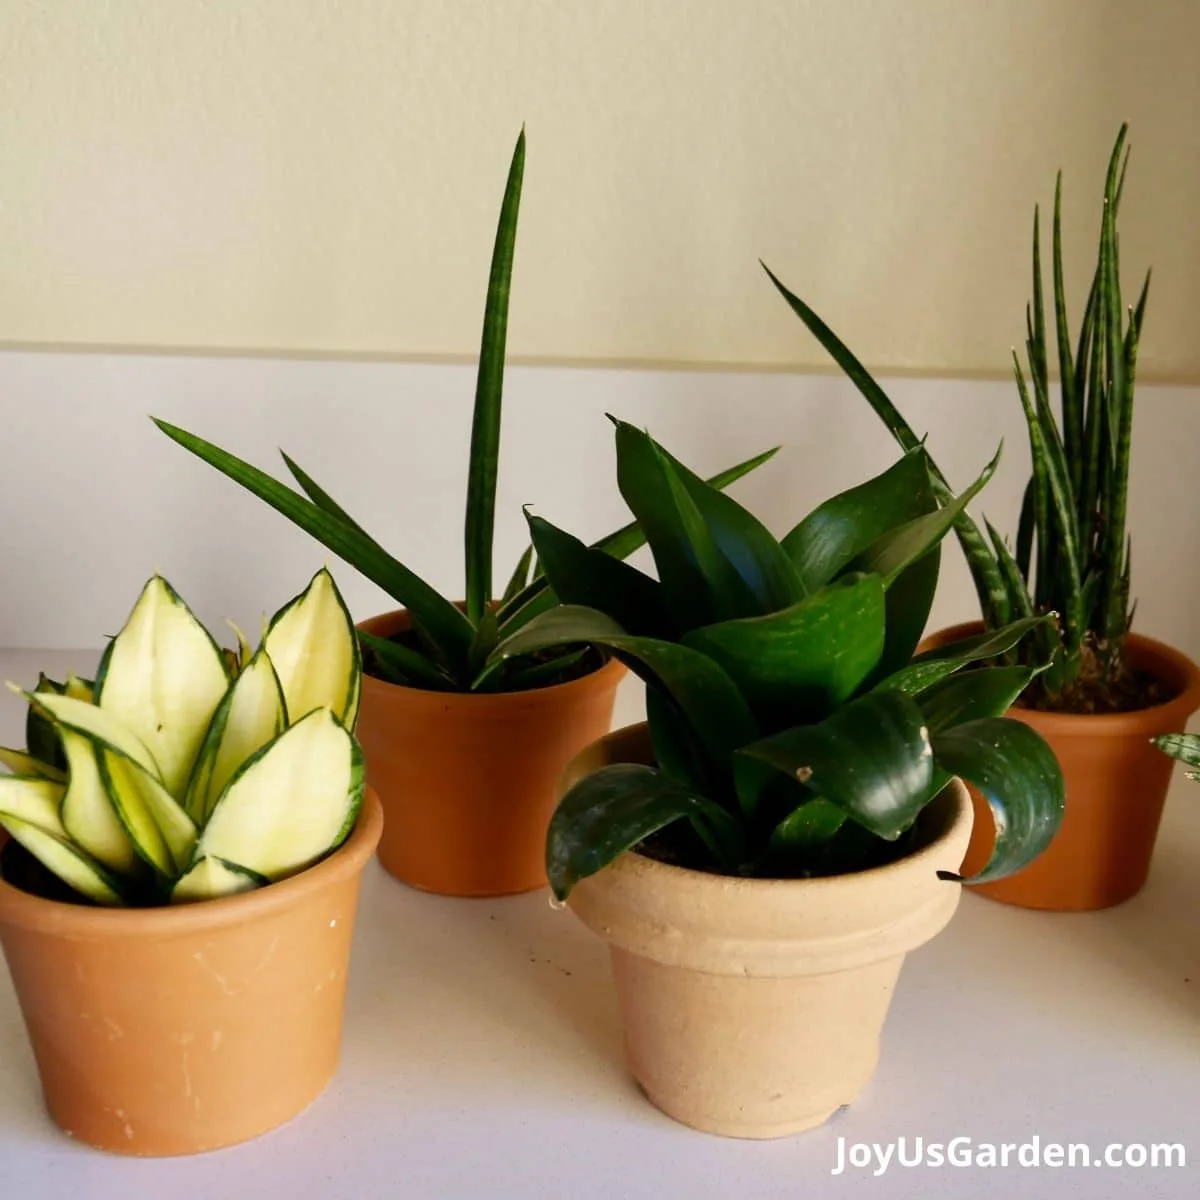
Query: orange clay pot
0,789,383,1157
355,608,624,897
920,622,1200,911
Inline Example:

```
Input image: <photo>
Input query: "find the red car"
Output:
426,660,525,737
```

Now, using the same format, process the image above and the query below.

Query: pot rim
357,606,626,706
562,725,974,974
568,721,972,897
923,621,1200,733
0,788,384,938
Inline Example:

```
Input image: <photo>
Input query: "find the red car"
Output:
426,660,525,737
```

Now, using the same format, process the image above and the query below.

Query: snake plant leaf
1052,173,1082,481
280,453,375,543
780,446,936,590
496,647,592,693
646,687,712,793
357,629,456,692
465,129,525,625
612,420,791,627
1014,477,1036,585
640,425,805,616
984,519,1036,625
876,614,1051,698
467,606,501,681
494,444,781,625
491,604,759,775
499,545,535,607
781,442,945,682
738,689,934,841
615,419,804,623
525,511,669,637
1154,734,1200,769
1012,355,1083,645
850,444,1002,587
915,665,1040,734
762,260,1014,631
931,719,1064,884
872,548,942,687
681,573,886,726
546,763,745,901
153,418,475,676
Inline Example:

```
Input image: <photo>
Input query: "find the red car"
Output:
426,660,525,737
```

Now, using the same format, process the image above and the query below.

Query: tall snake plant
153,130,775,694
765,125,1151,712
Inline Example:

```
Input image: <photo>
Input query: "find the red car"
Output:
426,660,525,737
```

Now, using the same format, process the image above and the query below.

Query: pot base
613,946,891,1139
635,1079,850,1140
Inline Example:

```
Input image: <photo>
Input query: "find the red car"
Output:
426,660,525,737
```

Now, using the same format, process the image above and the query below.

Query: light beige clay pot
559,724,973,1139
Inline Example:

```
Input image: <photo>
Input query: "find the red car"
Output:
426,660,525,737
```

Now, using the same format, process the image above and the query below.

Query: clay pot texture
558,724,973,1139
0,789,383,1157
922,622,1200,912
355,608,624,897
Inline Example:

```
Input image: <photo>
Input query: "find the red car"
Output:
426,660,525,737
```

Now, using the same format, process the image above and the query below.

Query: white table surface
0,649,1197,1200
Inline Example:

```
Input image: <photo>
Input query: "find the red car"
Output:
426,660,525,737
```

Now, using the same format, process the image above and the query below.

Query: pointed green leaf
762,261,1013,629
781,446,936,589
525,511,669,637
851,444,1002,586
500,544,535,607
494,444,781,624
878,615,1051,698
357,629,455,691
153,417,475,674
465,129,525,623
915,665,1039,734
280,452,374,541
492,604,758,776
546,763,744,901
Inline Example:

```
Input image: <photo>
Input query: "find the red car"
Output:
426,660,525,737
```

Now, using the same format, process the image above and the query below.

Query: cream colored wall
1,0,1197,377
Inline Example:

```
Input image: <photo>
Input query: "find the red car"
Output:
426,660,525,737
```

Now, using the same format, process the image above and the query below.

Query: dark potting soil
1017,638,1179,715
636,810,921,881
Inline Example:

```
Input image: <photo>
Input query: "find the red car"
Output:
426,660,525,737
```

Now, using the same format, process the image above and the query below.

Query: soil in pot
923,622,1200,912
0,790,383,1157
355,608,624,898
558,724,974,1139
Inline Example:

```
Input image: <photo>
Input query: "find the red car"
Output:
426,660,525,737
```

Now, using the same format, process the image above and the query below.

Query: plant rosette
152,130,772,896
0,567,381,1156
489,420,1066,1138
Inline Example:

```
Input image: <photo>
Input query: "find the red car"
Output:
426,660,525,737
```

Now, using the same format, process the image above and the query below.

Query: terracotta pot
355,608,624,897
0,789,383,1157
558,723,973,1139
920,622,1200,912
